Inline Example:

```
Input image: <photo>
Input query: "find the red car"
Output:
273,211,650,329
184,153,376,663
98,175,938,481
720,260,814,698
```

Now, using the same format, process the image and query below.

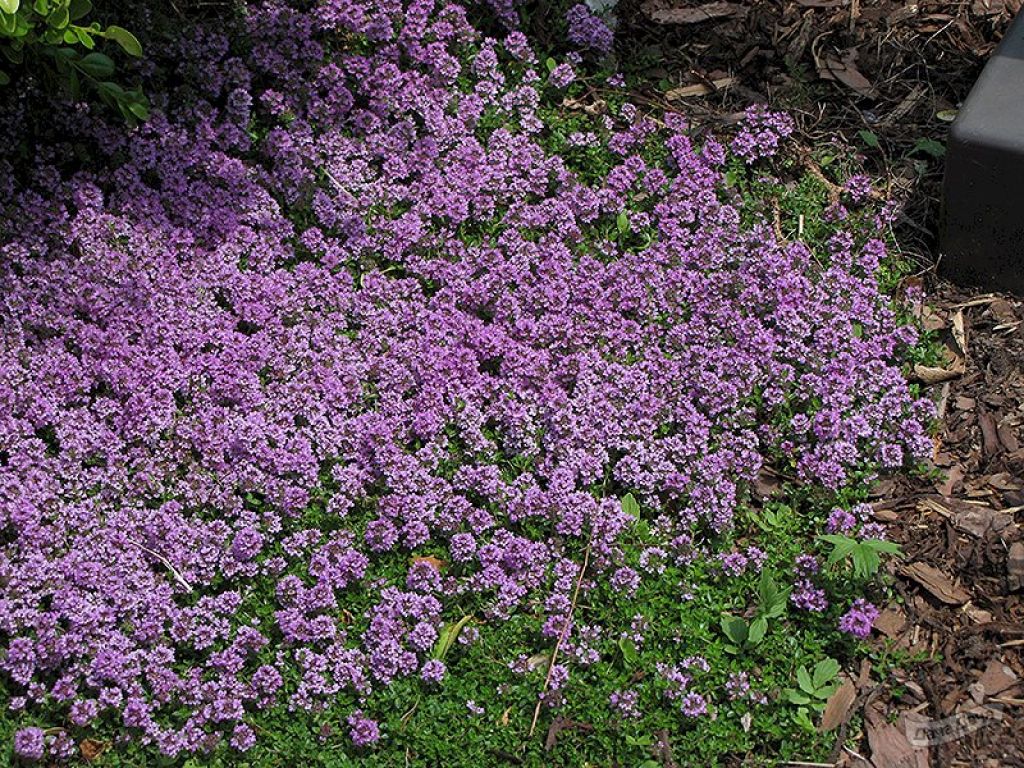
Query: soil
612,2,1024,765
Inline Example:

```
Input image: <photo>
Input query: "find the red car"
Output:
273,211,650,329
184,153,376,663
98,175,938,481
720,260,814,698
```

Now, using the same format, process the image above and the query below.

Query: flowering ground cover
0,1,936,764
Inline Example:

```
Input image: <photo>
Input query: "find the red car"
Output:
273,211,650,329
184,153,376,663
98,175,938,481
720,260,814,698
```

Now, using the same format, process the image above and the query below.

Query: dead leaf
819,48,877,97
918,496,1013,538
820,678,857,731
950,309,967,355
544,715,594,751
411,555,446,571
666,77,737,99
80,740,109,762
913,364,962,384
642,1,745,23
901,562,971,605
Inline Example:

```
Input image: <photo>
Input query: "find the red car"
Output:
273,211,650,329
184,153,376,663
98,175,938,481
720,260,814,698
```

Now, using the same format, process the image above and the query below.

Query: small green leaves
620,492,640,519
0,0,19,15
104,25,141,57
785,657,841,726
756,571,790,619
819,534,901,579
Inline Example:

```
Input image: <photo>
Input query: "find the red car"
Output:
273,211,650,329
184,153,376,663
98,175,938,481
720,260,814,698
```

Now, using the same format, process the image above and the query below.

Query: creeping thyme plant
0,1,933,765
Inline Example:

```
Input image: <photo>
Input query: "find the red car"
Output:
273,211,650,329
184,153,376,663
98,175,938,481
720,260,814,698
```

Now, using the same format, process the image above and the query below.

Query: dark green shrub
0,0,147,120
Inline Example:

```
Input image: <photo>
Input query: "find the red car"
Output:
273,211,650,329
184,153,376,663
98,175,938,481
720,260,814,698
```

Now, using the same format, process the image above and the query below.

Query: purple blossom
347,710,381,747
610,689,641,718
420,659,446,684
839,599,880,639
566,4,614,55
549,63,576,88
731,105,795,161
13,727,45,761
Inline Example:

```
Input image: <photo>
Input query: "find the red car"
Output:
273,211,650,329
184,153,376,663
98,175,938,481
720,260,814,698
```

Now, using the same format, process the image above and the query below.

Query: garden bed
0,1,1015,766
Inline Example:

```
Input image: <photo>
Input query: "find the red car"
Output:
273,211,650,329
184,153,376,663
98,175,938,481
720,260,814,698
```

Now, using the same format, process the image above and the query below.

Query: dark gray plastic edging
940,10,1024,294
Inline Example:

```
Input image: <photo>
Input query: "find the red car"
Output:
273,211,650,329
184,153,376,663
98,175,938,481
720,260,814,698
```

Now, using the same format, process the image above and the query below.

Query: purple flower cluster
839,598,880,639
731,105,796,161
566,4,614,55
0,0,928,756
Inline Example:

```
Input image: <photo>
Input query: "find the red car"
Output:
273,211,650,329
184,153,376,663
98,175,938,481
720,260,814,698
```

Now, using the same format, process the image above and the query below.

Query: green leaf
618,637,638,665
913,137,945,158
796,666,815,695
0,69,9,85
75,27,95,48
68,0,91,21
865,539,902,555
620,492,640,519
126,99,148,120
105,25,142,57
785,689,811,706
431,614,472,660
545,57,556,72
858,129,880,149
747,615,767,645
720,615,748,646
813,657,840,689
47,3,69,29
616,210,630,236
0,0,19,15
77,51,114,78
33,0,48,14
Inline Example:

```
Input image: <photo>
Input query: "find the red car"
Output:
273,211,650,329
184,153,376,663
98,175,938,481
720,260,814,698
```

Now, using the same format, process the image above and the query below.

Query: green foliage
819,534,902,580
720,571,791,654
784,657,841,731
0,0,147,120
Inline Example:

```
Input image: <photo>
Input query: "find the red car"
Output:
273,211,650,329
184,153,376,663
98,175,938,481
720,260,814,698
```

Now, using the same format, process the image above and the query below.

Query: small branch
528,540,591,738
127,538,194,593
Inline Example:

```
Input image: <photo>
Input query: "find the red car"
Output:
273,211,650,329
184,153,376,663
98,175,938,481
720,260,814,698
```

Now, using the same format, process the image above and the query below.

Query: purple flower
826,508,857,534
549,63,576,89
230,724,256,752
839,598,880,639
13,727,46,761
347,710,381,747
420,659,446,684
610,689,641,718
566,4,614,55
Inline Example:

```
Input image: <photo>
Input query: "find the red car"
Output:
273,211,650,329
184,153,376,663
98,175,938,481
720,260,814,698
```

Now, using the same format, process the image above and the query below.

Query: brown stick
528,541,592,738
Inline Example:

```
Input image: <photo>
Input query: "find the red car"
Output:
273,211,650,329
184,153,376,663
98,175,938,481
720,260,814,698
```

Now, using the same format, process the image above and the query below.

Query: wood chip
820,678,857,731
978,407,1002,457
875,608,907,637
1008,541,1024,591
642,1,745,23
867,718,928,768
901,562,971,605
978,659,1020,698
